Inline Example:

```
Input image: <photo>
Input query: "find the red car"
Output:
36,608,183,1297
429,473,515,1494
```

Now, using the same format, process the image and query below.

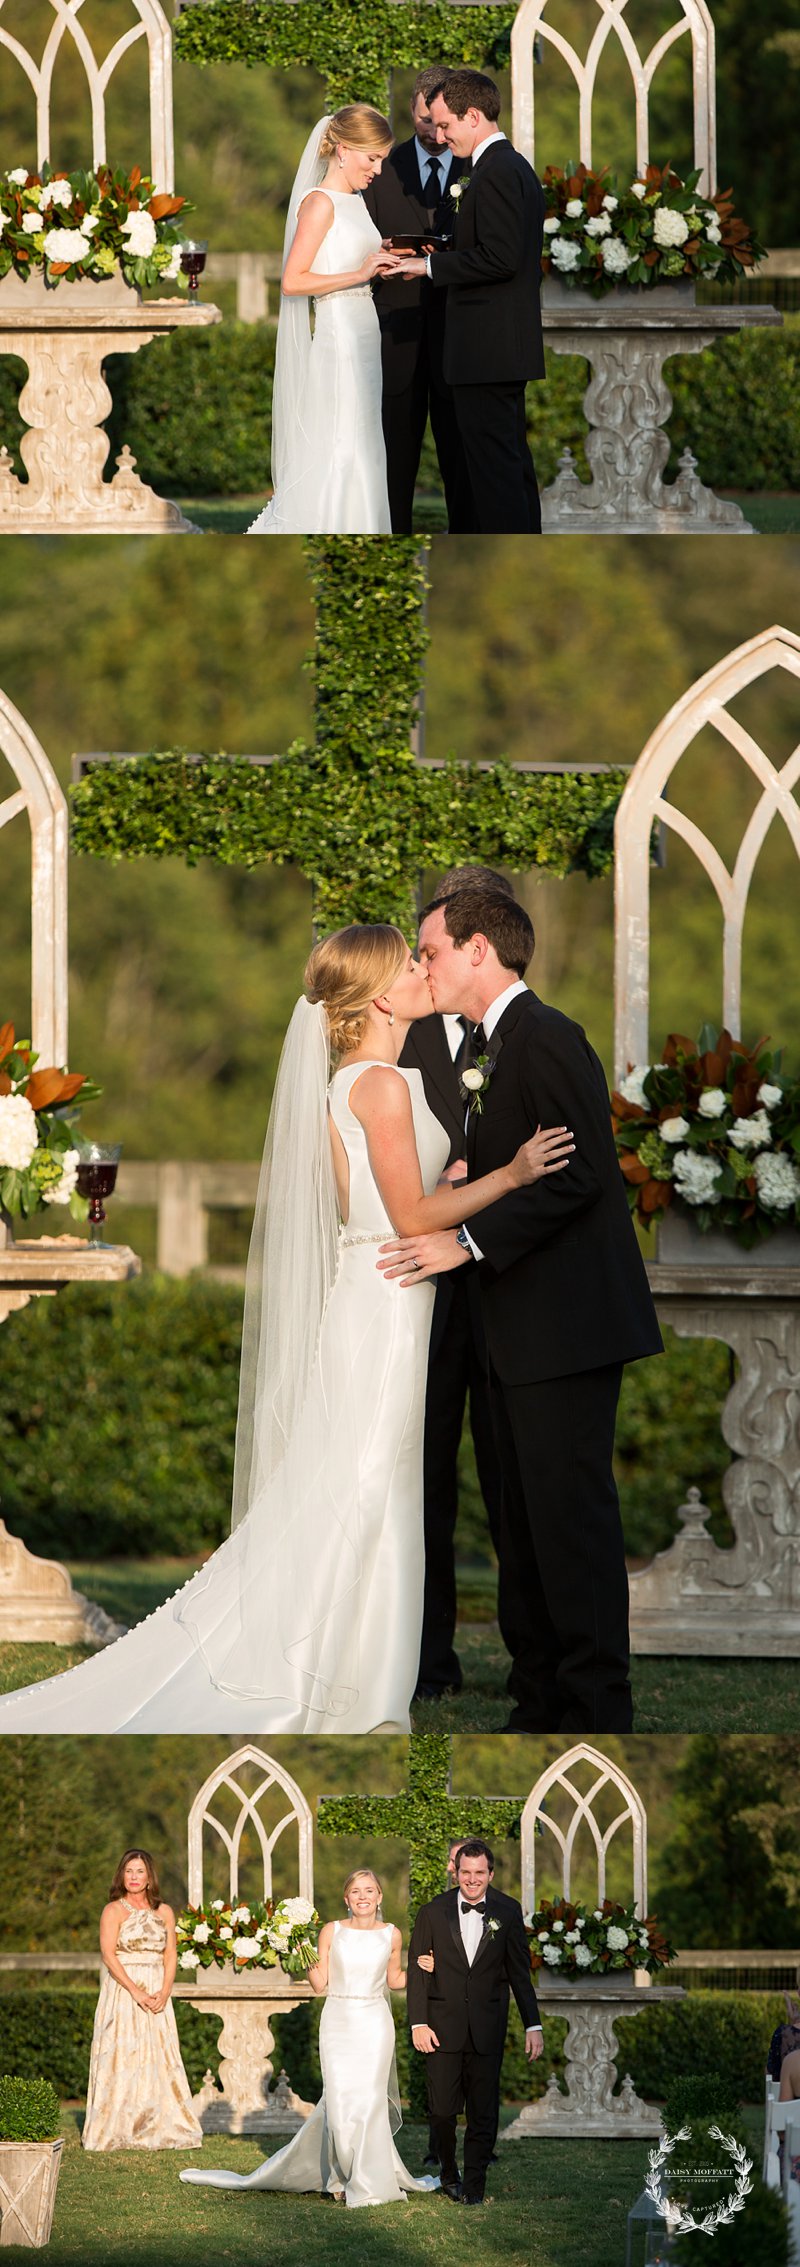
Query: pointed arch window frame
0,687,68,1066
0,0,174,189
510,0,716,193
519,1740,648,1919
186,1743,314,1910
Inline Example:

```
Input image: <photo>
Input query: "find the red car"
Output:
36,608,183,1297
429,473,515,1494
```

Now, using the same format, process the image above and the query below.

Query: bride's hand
509,1124,575,1186
417,1952,435,1972
357,248,398,281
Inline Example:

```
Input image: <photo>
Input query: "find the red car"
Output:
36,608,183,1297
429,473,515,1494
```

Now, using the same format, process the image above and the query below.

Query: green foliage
656,1737,800,1947
0,2074,61,2142
0,1993,222,2104
672,2174,792,2267
104,325,275,498
668,325,800,491
318,1736,522,1918
662,2073,743,2133
615,1991,786,2106
174,1,515,109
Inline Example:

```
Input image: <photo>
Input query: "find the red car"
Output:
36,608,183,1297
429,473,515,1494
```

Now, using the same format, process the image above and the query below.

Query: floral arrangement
176,1896,320,1978
0,1022,100,1221
527,1896,675,1978
613,1026,800,1248
541,161,763,298
0,163,191,291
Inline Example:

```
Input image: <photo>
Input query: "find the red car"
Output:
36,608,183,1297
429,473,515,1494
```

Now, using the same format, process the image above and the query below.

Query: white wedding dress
181,1923,438,2209
248,190,391,535
0,1064,447,1735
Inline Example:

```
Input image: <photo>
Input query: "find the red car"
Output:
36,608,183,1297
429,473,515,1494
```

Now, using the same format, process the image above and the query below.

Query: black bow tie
461,1901,486,1917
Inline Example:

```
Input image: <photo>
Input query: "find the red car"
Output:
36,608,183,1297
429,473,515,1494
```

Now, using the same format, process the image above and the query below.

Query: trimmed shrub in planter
0,2079,59,2142
0,2076,62,2251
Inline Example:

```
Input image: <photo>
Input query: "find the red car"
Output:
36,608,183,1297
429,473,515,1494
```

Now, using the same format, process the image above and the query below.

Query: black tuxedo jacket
407,1886,539,2055
363,141,460,396
400,1014,467,1168
429,139,545,385
466,989,663,1386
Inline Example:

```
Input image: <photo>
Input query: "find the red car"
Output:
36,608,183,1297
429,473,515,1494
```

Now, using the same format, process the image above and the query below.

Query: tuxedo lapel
446,1889,469,1965
469,1886,499,1971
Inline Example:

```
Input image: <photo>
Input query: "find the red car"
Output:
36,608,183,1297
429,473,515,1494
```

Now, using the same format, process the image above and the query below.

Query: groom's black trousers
427,2037,498,2200
489,1360,633,1731
381,350,474,535
450,381,541,533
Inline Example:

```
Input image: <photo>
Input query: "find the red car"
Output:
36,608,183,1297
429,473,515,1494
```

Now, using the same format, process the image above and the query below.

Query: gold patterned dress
82,1905,203,2153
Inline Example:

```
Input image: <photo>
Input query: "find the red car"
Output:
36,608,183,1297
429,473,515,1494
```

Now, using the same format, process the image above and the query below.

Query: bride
0,924,572,1734
181,1868,437,2210
248,107,400,535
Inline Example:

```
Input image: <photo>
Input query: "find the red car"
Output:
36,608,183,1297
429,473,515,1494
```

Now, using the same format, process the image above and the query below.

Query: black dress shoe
422,2152,439,2168
440,2178,463,2202
461,2192,487,2206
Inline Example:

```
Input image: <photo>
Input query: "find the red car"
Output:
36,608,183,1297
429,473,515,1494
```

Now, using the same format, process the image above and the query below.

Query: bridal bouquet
527,1896,675,1977
541,162,763,297
0,1022,100,1221
176,1896,320,1978
612,1026,800,1247
0,163,191,290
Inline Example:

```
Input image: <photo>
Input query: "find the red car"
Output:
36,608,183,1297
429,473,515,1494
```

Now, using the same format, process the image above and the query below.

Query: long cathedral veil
175,995,365,1716
249,117,332,531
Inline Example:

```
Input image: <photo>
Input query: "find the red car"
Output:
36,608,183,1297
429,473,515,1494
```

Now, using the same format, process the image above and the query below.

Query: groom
380,880,663,1732
391,70,545,531
407,1837,542,2205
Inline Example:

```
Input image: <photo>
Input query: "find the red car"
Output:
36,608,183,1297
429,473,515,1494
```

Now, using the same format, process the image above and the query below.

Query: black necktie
453,1014,471,1077
473,1023,487,1055
423,159,442,204
461,1900,486,1916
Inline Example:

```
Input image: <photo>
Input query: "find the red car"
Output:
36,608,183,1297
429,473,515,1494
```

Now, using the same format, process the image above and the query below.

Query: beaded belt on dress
326,1991,385,2001
340,1230,388,1248
313,285,373,306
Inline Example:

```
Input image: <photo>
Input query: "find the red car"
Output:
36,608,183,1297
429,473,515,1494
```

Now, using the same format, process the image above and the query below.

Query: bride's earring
388,1011,394,1027
337,150,345,169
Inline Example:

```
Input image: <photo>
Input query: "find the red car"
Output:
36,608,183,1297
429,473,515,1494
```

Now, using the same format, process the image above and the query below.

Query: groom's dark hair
455,1838,495,1871
428,70,501,122
422,885,535,978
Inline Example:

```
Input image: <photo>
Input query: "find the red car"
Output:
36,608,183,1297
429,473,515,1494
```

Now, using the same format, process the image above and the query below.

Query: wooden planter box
0,2139,63,2248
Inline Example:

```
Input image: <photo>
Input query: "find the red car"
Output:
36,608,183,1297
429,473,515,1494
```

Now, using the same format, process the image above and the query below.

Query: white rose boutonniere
461,1054,496,1116
486,1918,501,1937
449,174,471,210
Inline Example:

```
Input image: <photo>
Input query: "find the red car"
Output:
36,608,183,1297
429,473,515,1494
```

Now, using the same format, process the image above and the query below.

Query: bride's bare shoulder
347,1064,413,1125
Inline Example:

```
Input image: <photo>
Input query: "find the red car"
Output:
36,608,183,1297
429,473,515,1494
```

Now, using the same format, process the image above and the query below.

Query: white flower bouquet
0,163,192,292
175,1895,320,1978
527,1896,674,1978
541,161,763,298
612,1026,800,1249
0,1021,100,1221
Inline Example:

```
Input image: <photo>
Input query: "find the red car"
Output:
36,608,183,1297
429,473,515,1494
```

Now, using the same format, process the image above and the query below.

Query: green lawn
12,2112,670,2267
0,1564,798,1731
180,492,800,536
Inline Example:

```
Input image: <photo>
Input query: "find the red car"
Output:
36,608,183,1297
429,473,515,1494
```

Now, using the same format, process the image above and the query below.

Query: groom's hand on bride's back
377,1229,470,1285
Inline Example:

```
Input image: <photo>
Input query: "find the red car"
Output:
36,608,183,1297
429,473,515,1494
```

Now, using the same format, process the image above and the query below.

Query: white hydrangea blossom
565,198,584,217
21,212,42,235
159,244,182,280
653,207,689,249
7,168,30,186
543,215,560,235
698,1088,727,1118
639,1932,650,1949
602,195,619,212
42,1148,80,1205
552,1920,564,1932
660,1116,690,1143
753,1151,800,1210
217,1924,233,1942
279,1898,316,1924
673,1150,723,1205
574,1943,594,1968
600,238,633,276
121,208,157,258
550,236,582,273
178,1949,200,1969
537,1931,550,1942
43,226,91,264
231,1937,258,1960
40,179,73,210
542,1943,563,1964
630,182,647,199
618,1064,651,1108
564,1930,580,1944
705,213,722,242
729,1109,772,1151
758,1082,783,1111
211,1899,225,1912
192,1921,211,1944
230,1905,251,1925
606,1925,630,1951
0,1093,38,1169
585,212,612,237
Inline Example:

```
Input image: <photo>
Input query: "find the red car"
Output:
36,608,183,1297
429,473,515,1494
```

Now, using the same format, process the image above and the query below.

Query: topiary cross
70,537,628,930
317,1734,526,1918
174,1,518,112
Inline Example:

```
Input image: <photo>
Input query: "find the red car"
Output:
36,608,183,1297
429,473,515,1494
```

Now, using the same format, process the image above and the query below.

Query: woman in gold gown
82,1847,202,2153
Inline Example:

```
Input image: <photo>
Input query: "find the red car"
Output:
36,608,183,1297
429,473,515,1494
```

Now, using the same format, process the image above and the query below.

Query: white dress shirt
462,981,529,1261
443,1010,466,1062
458,1893,542,2032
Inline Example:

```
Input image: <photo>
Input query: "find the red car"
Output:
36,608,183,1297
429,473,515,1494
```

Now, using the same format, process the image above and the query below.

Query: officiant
363,67,473,533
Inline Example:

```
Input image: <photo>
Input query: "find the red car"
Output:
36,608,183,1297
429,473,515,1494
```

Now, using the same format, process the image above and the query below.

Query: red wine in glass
180,239,208,299
76,1144,122,1247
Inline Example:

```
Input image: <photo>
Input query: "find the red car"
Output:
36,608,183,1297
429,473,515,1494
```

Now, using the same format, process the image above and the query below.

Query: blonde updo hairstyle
305,924,408,1059
318,104,393,161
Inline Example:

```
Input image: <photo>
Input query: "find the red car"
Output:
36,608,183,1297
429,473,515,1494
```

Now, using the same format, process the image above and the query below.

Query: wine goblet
75,1143,123,1249
180,239,208,299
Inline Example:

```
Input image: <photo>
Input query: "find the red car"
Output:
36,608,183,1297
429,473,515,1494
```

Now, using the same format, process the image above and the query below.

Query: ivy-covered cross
317,1734,528,1918
70,538,627,929
174,0,519,112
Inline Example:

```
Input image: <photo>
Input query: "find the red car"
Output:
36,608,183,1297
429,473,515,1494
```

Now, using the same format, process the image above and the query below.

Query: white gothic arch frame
0,688,68,1065
519,1741,648,1918
0,0,174,189
187,1743,314,1908
614,625,800,1081
511,0,716,192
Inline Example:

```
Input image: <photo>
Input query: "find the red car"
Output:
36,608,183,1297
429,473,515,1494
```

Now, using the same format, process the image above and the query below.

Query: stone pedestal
630,1261,800,1654
0,273,221,533
0,2138,64,2248
173,1971,315,2136
502,1981,684,2139
540,287,782,534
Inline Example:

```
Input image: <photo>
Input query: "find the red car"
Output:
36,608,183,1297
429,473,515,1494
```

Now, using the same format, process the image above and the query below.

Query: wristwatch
456,1225,472,1252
